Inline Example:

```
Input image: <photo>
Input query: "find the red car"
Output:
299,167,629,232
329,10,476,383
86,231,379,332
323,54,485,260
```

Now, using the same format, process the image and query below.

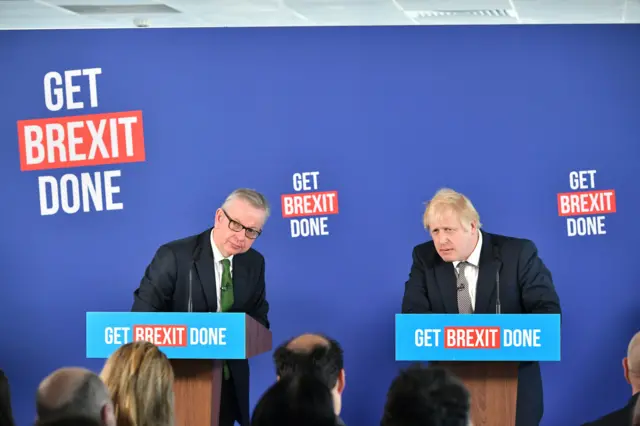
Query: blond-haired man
401,188,561,426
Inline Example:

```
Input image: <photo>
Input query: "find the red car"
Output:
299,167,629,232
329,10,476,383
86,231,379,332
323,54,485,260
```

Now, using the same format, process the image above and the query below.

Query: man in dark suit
401,188,561,426
581,331,639,426
131,188,271,426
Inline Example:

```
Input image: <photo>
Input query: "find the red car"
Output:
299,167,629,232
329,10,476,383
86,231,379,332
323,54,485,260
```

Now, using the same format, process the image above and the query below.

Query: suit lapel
435,260,459,313
194,229,218,312
474,232,501,314
231,254,248,311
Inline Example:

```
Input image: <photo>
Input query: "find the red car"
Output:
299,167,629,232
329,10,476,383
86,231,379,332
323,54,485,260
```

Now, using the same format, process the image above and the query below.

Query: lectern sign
395,314,561,362
86,312,248,359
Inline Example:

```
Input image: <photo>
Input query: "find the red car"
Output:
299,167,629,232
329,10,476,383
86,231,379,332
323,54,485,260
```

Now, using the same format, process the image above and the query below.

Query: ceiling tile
514,0,626,22
625,0,640,21
396,0,512,10
0,0,634,29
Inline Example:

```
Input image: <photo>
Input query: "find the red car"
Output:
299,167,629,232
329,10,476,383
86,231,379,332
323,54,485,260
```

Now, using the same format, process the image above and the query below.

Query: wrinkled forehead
428,206,464,229
225,199,266,229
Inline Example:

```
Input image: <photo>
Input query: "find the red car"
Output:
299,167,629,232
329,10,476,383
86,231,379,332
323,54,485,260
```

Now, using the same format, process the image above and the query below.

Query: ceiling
1,0,639,30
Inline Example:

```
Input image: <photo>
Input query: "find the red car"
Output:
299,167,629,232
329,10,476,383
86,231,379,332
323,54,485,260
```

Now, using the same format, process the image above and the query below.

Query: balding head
36,367,115,426
273,333,345,415
624,331,640,394
287,333,331,352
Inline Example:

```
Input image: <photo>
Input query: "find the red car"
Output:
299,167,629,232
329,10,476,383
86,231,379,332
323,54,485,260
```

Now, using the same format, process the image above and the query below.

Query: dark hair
0,369,16,426
251,374,337,426
273,334,344,389
381,364,470,426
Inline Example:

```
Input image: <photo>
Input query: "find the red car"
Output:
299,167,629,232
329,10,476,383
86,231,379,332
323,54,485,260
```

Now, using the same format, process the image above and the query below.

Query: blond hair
100,341,174,426
423,188,482,231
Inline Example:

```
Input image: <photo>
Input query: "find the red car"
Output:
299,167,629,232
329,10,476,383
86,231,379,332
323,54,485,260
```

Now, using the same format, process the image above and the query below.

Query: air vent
406,9,516,19
59,4,180,14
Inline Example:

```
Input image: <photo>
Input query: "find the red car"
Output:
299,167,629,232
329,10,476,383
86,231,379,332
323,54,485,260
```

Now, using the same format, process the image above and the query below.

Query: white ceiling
0,0,639,29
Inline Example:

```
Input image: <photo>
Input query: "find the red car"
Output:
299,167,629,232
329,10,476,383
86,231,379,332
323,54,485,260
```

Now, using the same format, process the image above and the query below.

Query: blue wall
1,24,639,426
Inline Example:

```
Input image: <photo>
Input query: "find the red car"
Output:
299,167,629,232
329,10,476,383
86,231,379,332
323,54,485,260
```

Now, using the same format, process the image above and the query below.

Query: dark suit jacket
401,231,561,426
581,393,639,426
0,369,15,426
131,228,270,426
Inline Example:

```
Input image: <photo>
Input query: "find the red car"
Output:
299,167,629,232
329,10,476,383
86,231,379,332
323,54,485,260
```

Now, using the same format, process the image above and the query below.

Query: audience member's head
381,364,470,426
251,374,338,426
100,341,174,426
624,331,640,395
273,333,345,415
35,367,115,426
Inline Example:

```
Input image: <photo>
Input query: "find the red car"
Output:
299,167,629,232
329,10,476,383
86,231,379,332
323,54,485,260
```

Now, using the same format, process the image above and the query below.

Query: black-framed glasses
222,209,262,239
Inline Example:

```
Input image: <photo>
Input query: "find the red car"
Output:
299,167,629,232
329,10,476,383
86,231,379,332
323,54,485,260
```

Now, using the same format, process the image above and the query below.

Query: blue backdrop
1,24,639,426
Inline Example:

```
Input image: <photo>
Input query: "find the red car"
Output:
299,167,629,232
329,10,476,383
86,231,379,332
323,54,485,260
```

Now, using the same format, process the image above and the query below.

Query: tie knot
221,258,231,269
457,261,468,274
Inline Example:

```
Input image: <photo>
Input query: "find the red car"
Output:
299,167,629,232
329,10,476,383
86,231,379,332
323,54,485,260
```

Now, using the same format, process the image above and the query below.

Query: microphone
493,247,502,314
188,266,194,313
495,268,501,314
188,246,202,313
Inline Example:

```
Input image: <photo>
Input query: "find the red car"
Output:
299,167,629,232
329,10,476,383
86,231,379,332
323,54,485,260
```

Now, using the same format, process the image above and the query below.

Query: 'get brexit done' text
395,314,561,362
85,312,248,359
104,325,227,347
414,326,539,349
17,67,146,216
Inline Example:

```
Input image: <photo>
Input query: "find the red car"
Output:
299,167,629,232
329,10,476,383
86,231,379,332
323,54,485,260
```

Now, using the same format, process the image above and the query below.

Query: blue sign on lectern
86,312,249,359
395,314,561,362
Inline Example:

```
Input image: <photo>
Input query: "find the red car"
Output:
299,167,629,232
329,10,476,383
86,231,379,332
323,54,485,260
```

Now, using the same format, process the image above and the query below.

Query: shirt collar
210,230,234,264
453,230,482,269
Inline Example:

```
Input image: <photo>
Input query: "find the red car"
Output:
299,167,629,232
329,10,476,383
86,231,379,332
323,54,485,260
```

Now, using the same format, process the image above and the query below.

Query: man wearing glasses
131,188,271,426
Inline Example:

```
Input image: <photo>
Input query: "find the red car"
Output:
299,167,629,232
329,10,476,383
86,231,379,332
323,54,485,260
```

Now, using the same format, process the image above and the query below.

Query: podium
395,313,561,426
86,312,272,426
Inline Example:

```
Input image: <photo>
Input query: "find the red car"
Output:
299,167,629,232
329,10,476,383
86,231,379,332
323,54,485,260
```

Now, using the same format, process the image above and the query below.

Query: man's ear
101,402,116,426
213,208,223,227
335,369,346,394
276,375,280,382
624,357,631,384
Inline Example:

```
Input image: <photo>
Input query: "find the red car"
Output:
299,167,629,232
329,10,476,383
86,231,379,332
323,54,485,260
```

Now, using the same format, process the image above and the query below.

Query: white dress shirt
453,231,483,311
210,231,234,313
